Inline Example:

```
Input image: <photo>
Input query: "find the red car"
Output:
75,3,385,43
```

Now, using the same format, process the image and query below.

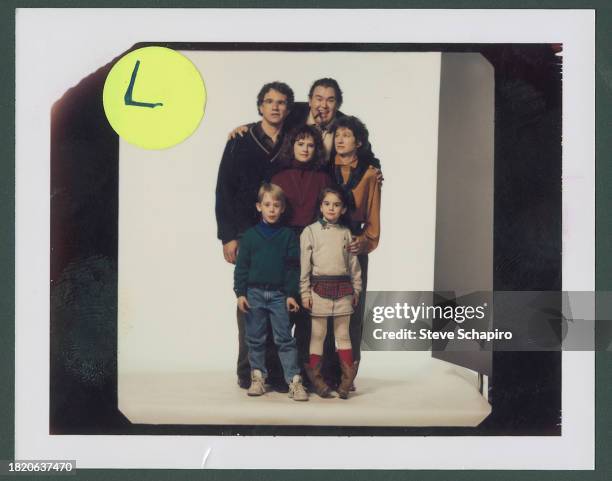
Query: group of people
215,78,382,402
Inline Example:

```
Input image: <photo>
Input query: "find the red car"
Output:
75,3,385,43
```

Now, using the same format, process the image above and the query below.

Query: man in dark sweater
215,81,294,390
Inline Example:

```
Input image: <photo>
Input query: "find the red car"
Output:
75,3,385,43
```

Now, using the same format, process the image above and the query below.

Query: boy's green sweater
234,224,300,298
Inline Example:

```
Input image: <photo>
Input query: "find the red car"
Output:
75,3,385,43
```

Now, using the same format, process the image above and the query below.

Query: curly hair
333,115,372,158
279,125,326,170
256,81,295,116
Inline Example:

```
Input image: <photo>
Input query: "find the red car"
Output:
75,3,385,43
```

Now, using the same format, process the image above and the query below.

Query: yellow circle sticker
103,46,206,150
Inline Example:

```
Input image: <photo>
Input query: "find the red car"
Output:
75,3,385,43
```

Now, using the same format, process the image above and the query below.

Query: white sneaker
288,375,309,402
247,369,266,396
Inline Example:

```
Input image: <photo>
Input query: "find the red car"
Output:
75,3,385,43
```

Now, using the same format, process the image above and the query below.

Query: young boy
234,183,309,401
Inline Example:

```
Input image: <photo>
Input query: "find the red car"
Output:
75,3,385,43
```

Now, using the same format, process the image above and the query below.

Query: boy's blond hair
257,183,286,208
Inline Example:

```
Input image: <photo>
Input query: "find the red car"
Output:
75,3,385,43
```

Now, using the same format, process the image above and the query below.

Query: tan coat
335,156,381,253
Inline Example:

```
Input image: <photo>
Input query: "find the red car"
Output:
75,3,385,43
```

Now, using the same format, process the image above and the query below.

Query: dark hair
333,115,372,158
308,78,343,108
256,81,295,115
316,186,351,227
279,125,326,169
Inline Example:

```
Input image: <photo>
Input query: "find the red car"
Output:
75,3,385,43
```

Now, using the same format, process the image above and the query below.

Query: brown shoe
337,361,358,399
304,362,332,398
350,360,360,392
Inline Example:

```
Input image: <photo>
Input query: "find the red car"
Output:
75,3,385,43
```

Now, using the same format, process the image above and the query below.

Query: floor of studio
119,352,491,427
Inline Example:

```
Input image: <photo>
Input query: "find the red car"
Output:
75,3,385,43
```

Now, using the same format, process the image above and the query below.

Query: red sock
337,349,353,365
309,353,322,369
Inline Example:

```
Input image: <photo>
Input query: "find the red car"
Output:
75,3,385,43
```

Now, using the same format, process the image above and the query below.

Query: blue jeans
245,288,300,384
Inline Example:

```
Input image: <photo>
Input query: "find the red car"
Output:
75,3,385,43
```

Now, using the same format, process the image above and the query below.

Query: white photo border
15,8,594,469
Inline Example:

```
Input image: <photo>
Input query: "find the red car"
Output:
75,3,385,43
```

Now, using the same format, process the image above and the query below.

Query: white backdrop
118,50,441,374
15,8,594,470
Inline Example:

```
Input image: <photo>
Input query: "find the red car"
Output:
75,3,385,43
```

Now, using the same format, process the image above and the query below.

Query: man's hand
287,297,300,312
302,297,313,311
347,237,366,255
352,294,360,307
223,239,239,264
227,125,249,140
313,109,325,127
374,168,384,186
237,296,250,313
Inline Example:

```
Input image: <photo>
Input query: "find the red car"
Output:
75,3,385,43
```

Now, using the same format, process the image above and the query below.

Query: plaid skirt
310,276,354,317
311,275,354,300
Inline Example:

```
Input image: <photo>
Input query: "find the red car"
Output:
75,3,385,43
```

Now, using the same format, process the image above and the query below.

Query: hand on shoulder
227,124,250,140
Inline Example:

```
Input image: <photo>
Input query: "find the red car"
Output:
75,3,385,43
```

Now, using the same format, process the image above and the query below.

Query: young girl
299,187,362,399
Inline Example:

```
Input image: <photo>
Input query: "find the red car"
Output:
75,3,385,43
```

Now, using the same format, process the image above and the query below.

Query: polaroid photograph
15,8,594,470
